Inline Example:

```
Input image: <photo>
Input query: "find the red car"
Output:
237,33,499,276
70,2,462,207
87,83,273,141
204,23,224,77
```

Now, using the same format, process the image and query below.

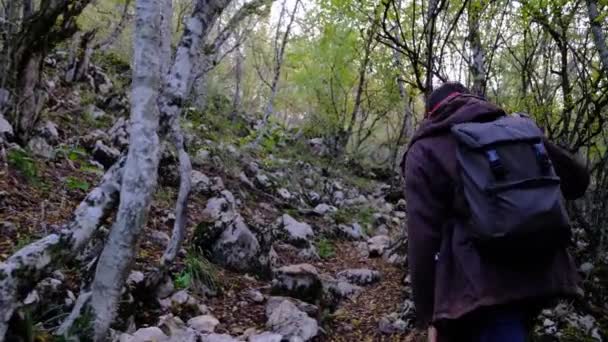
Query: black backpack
451,114,571,256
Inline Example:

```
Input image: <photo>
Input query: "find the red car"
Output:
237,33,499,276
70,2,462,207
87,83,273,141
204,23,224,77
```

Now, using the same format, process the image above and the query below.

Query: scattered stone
306,191,321,205
337,269,381,286
36,121,60,144
355,241,369,258
0,114,13,138
266,297,319,318
279,214,314,247
245,289,265,303
126,271,145,287
157,276,175,299
201,334,239,342
266,299,318,341
93,140,120,168
308,138,327,156
120,327,168,342
81,129,110,149
245,161,260,177
149,230,171,248
86,104,107,120
211,216,261,273
191,170,211,194
580,262,594,274
368,235,391,257
393,211,407,219
255,174,272,189
336,223,365,241
192,149,211,166
378,315,409,334
187,315,220,334
313,203,336,216
28,137,54,159
272,264,322,303
332,191,345,206
321,275,362,309
303,178,315,188
277,188,292,201
248,332,283,342
239,172,255,188
171,290,191,306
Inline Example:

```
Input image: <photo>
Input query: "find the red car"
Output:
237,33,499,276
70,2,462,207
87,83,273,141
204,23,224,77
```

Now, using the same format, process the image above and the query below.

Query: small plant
7,148,38,181
316,238,336,259
173,247,221,296
65,176,90,191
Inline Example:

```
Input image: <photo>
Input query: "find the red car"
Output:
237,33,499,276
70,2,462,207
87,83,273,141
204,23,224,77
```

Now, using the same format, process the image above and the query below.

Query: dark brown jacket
403,95,589,327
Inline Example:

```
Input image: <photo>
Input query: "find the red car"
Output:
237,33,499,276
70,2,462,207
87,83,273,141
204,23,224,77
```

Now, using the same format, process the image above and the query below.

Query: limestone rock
368,235,391,258
336,223,365,241
271,264,322,303
187,315,220,334
201,334,239,342
28,137,54,159
266,299,318,341
337,269,381,286
191,170,211,194
93,140,120,168
248,332,283,342
266,296,319,317
279,214,314,247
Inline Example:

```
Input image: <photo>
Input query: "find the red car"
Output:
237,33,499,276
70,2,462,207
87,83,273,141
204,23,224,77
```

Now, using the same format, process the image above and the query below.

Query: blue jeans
440,307,529,342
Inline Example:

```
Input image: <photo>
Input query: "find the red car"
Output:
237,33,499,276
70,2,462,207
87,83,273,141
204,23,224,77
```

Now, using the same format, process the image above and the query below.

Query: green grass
65,176,90,191
333,205,375,226
7,148,38,181
316,238,336,259
174,247,221,296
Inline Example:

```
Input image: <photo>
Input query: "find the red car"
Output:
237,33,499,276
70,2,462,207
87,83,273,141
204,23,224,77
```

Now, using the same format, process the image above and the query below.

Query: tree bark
467,1,487,97
88,0,163,338
230,38,243,121
256,0,299,143
586,0,608,76
160,0,173,77
0,157,125,340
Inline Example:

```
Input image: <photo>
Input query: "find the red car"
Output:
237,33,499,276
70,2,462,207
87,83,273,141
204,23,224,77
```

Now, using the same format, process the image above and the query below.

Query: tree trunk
255,0,299,143
16,52,44,141
88,0,163,339
424,0,439,97
0,157,125,339
586,0,608,76
160,0,173,77
467,1,487,97
230,40,243,121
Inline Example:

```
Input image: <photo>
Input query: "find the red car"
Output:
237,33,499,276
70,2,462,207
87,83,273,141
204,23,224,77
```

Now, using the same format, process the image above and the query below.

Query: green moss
316,238,335,259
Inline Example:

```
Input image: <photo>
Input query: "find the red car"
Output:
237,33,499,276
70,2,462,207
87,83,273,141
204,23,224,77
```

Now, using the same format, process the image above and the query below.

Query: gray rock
368,235,391,258
313,204,336,216
249,332,283,342
120,327,168,342
266,297,319,317
108,117,129,149
0,114,13,138
266,299,318,341
355,241,369,258
86,105,107,120
378,316,409,334
149,230,171,248
191,170,211,194
255,174,272,189
187,315,219,334
337,269,381,286
127,271,145,287
201,334,239,342
336,223,365,241
82,129,110,149
0,221,17,236
332,191,345,206
239,172,255,188
245,161,260,177
192,149,211,166
212,216,261,273
272,264,322,303
393,211,407,219
28,137,55,159
245,289,265,303
36,121,60,144
580,262,594,274
93,140,120,168
280,214,314,247
157,276,175,299
306,191,321,205
321,275,362,308
303,178,315,188
277,188,292,201
308,138,327,156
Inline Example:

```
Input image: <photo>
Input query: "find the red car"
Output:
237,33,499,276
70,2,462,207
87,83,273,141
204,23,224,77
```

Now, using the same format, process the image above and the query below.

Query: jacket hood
409,94,506,148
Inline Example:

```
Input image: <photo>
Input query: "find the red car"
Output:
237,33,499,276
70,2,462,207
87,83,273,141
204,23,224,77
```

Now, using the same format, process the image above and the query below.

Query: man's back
403,85,589,339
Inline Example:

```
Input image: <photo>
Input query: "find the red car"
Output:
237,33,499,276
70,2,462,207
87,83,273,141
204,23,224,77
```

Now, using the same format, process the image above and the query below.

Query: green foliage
7,149,38,181
65,176,91,191
560,325,597,342
173,247,221,296
333,205,375,227
316,238,336,259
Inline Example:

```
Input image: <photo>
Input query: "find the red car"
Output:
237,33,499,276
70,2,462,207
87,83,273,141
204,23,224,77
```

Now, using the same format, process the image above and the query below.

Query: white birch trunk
88,0,163,338
0,157,125,340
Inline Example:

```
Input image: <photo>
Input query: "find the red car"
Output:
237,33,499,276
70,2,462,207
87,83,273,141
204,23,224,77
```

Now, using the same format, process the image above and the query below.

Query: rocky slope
0,52,606,341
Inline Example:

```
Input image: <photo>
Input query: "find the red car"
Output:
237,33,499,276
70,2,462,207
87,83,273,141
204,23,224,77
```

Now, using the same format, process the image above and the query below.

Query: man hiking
403,82,590,342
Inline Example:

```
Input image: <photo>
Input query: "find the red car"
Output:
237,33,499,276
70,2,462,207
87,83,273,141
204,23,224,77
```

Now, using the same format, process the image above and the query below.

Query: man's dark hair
426,82,471,116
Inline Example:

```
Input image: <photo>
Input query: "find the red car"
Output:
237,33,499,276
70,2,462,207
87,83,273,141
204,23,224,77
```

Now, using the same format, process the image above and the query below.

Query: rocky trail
0,51,606,341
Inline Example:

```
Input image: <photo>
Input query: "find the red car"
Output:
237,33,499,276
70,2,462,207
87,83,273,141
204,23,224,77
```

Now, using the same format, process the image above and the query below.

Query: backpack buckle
533,143,551,172
485,149,506,179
